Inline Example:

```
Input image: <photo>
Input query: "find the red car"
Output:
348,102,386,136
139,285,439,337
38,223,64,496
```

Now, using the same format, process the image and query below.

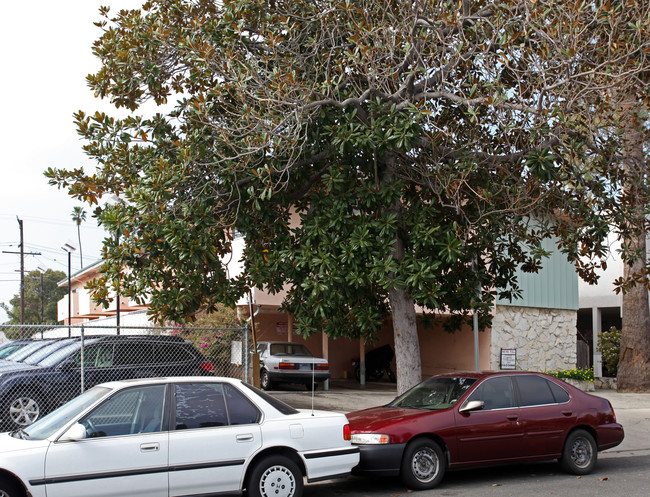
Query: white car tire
0,478,23,497
247,455,303,497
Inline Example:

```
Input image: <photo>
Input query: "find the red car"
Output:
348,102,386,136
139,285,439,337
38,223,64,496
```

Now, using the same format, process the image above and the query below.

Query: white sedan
0,377,359,497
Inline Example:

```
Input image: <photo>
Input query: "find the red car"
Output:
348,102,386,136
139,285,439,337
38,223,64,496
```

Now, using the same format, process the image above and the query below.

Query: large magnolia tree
48,0,649,393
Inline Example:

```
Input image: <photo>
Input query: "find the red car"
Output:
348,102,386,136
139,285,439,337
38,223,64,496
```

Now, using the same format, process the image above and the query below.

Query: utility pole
18,217,24,324
2,218,41,325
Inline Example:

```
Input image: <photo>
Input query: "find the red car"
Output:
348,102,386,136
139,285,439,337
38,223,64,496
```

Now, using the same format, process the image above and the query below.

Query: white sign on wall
500,348,516,370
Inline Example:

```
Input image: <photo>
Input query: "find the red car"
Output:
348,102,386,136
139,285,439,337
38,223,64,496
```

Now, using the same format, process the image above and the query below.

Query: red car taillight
316,363,329,370
278,362,297,370
608,400,617,423
200,362,215,372
343,424,351,441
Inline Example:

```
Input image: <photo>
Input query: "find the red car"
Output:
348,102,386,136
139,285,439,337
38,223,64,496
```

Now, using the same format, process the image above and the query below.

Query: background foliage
45,0,649,390
1,269,67,330
598,326,622,377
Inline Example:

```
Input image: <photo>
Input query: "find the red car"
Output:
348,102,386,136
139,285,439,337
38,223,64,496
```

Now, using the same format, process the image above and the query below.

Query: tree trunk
77,225,84,268
618,232,650,392
389,284,422,395
617,97,650,392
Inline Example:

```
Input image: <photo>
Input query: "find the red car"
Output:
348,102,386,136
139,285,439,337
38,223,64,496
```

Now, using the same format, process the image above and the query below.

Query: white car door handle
236,434,254,442
140,443,160,452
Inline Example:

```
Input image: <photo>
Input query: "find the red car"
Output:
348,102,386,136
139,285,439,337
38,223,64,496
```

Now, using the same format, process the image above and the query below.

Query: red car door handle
506,415,518,422
561,410,573,416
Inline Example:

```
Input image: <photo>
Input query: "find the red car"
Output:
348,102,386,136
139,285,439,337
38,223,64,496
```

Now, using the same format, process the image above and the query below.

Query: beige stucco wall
249,309,491,380
490,305,577,372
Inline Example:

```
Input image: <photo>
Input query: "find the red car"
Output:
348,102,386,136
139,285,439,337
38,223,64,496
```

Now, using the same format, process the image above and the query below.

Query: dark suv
0,335,214,430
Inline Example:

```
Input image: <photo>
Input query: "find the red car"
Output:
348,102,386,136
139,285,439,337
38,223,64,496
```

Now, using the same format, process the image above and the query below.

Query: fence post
244,325,250,384
80,324,85,393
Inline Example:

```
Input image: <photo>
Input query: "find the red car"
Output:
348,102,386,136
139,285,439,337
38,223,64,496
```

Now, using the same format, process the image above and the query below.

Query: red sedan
346,371,624,490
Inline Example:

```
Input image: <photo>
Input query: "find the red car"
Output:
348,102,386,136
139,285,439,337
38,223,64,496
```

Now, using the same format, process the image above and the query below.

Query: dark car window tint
224,384,260,425
115,343,154,366
81,385,165,438
516,375,557,406
468,377,516,410
548,379,571,403
155,344,192,363
175,383,228,430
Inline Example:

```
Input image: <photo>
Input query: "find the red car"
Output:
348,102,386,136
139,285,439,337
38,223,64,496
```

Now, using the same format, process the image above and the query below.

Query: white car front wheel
0,478,23,497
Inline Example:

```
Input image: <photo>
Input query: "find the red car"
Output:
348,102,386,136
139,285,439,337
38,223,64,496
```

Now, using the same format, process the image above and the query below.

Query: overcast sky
0,1,143,322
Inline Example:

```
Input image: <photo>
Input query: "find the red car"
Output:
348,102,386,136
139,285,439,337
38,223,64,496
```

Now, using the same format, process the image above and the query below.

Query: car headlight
351,433,390,445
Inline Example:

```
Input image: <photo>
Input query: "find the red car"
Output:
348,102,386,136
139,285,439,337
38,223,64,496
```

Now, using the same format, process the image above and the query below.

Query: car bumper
596,422,625,451
268,371,330,383
351,443,406,476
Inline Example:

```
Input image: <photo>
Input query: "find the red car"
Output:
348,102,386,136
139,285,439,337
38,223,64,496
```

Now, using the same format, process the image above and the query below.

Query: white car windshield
14,386,111,440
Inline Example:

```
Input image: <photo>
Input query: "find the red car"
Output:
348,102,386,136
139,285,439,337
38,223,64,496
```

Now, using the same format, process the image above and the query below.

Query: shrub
598,326,621,377
546,367,594,382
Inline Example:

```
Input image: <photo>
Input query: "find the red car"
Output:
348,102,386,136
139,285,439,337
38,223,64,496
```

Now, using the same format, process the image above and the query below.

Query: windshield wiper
12,429,30,440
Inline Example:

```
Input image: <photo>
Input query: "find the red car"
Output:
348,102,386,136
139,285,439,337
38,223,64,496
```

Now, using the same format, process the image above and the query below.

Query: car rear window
241,382,299,415
115,342,154,366
224,384,261,424
516,375,557,406
548,379,571,403
155,344,194,363
269,343,312,356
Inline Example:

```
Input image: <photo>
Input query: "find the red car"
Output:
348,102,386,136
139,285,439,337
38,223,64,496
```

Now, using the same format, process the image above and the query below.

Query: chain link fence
0,323,250,431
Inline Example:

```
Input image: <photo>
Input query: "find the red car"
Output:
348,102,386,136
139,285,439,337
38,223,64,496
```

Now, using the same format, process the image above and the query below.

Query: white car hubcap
259,465,296,497
10,396,39,425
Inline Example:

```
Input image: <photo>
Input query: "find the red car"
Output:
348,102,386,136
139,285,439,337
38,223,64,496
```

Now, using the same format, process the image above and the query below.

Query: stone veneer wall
490,305,577,372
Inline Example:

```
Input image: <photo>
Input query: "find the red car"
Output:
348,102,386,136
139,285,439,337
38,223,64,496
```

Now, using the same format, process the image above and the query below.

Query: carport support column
359,340,366,386
322,333,329,391
288,313,294,342
592,307,603,377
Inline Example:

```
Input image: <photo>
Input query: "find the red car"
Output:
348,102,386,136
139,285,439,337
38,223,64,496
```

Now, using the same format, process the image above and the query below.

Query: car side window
155,344,192,363
75,344,114,368
115,343,154,366
175,383,229,430
547,379,571,403
468,377,516,410
516,375,558,406
224,384,260,425
80,385,165,438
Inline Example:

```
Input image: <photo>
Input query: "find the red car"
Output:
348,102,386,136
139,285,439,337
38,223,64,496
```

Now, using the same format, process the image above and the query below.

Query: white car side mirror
59,423,87,442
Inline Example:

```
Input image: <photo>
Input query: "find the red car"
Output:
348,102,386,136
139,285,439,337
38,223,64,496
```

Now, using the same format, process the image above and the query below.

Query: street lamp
61,241,76,336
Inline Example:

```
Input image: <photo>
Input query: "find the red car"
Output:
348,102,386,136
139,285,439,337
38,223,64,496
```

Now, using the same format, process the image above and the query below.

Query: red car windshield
389,377,477,410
